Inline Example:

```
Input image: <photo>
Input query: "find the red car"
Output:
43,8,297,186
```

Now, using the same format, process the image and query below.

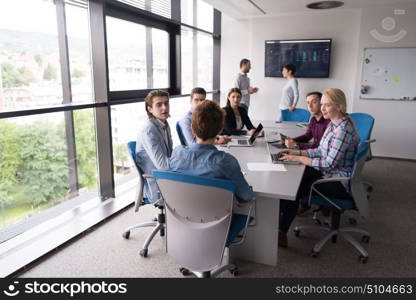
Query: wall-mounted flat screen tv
265,39,332,78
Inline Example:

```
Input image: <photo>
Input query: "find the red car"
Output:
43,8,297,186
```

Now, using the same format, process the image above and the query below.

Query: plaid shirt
306,117,359,181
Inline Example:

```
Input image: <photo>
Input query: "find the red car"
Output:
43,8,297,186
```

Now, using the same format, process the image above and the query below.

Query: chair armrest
311,177,350,186
231,199,255,246
308,178,351,210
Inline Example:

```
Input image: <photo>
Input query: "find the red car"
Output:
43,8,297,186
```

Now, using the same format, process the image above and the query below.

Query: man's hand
252,87,259,93
285,138,297,149
289,104,296,112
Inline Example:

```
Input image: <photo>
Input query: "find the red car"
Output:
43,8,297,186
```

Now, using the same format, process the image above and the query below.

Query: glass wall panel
181,28,213,92
0,109,98,241
0,0,63,112
106,17,147,91
152,28,169,89
65,3,93,103
181,0,213,33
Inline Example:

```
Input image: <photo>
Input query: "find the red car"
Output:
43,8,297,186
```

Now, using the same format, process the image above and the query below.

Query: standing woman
277,88,359,247
222,88,256,136
279,64,299,115
136,90,173,203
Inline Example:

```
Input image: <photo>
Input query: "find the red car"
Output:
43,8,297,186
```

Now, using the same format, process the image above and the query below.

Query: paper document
247,162,287,172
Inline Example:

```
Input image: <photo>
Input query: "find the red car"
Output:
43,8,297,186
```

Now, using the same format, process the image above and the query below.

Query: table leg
230,196,279,266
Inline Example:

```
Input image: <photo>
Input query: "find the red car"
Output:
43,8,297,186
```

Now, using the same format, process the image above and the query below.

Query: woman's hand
278,149,298,155
246,129,256,136
281,153,312,166
284,138,297,149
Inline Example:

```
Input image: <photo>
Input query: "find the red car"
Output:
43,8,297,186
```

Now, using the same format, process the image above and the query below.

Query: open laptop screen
248,123,263,144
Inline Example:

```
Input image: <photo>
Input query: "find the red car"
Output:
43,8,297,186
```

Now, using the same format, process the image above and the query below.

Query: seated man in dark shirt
285,92,330,150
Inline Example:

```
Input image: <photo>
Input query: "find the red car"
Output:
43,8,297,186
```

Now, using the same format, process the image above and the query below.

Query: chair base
122,208,165,258
294,224,370,262
179,248,239,278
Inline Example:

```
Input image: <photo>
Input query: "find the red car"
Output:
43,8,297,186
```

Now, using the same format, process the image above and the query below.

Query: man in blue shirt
178,87,229,146
170,100,253,203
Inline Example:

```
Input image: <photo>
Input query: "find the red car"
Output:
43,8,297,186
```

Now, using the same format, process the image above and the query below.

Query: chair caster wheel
230,268,239,277
361,235,370,243
122,231,130,239
358,255,368,264
139,249,148,257
179,267,191,276
311,251,319,258
294,229,300,237
348,217,357,225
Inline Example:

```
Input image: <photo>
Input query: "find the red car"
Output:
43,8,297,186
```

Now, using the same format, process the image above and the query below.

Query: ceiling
204,0,416,19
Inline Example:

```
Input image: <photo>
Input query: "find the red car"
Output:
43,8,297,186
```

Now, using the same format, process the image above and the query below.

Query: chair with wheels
176,122,187,146
281,108,311,122
122,141,165,258
294,141,372,263
153,170,254,278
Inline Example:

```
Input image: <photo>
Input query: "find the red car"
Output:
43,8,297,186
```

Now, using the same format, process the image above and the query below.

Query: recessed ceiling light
306,1,344,9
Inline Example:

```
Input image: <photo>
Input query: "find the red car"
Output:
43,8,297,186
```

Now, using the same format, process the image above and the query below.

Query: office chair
293,141,371,263
176,122,187,146
122,141,165,258
281,108,311,122
350,113,376,194
153,170,254,278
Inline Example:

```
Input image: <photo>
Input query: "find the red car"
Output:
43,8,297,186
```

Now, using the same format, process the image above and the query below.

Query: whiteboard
360,47,416,101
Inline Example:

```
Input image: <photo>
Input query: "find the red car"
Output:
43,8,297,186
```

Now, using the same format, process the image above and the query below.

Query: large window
181,0,213,33
106,17,170,92
181,28,213,93
65,2,93,103
106,17,148,91
0,109,98,240
180,0,214,93
0,0,220,274
0,0,63,111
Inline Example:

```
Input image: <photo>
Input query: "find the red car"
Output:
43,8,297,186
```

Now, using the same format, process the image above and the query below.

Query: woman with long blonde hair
276,88,359,248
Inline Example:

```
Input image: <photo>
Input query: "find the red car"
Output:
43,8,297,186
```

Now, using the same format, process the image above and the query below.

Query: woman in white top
280,64,299,114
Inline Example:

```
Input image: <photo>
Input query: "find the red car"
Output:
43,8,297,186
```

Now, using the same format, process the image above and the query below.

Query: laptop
265,137,300,165
227,123,263,147
267,132,287,149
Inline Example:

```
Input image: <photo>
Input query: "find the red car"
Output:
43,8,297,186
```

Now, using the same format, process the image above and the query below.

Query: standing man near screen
233,58,259,112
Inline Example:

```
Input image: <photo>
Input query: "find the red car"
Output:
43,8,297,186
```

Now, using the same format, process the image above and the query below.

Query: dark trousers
279,166,352,233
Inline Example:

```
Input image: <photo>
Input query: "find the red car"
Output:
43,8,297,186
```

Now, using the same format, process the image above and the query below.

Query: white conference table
222,121,306,266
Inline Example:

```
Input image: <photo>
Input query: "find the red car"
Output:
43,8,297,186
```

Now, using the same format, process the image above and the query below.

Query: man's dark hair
283,64,296,75
240,58,250,68
192,100,224,141
190,87,206,99
306,91,322,100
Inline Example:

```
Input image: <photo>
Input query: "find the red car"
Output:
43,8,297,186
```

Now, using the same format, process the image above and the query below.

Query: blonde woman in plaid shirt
277,88,359,248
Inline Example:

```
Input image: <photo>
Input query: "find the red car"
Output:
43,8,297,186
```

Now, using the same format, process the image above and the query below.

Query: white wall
352,5,416,159
221,6,416,159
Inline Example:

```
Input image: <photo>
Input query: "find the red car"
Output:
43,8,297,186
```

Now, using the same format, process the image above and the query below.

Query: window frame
105,2,181,101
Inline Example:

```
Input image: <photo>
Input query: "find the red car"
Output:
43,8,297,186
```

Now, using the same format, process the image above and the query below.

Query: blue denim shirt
169,144,253,202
